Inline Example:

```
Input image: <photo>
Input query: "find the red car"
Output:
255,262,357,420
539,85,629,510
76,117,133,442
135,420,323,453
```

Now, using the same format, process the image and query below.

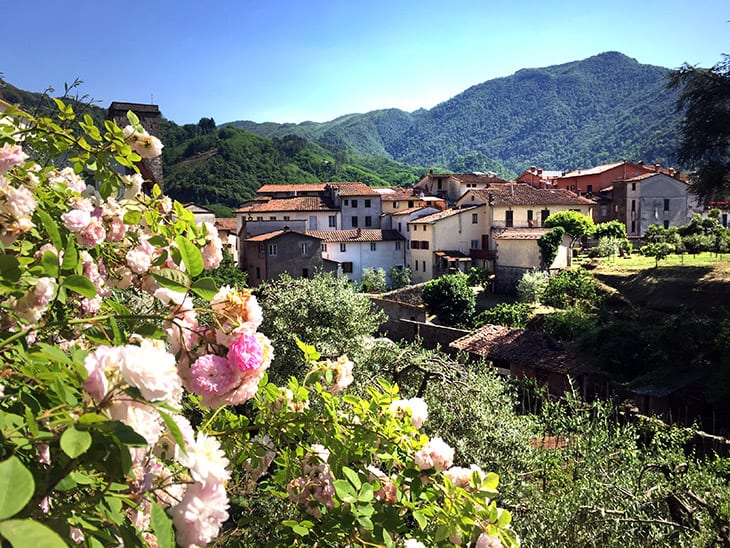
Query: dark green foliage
543,210,595,243
538,226,565,267
474,302,532,328
234,52,681,175
541,306,598,341
422,273,476,326
593,220,628,240
256,272,386,382
388,265,412,290
359,267,387,293
465,266,492,287
209,250,248,289
542,268,601,309
641,242,674,266
669,55,730,204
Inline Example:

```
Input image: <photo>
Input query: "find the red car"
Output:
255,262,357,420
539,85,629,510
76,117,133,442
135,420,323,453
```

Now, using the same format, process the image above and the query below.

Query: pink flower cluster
286,444,336,518
389,397,429,429
414,437,454,472
0,173,37,246
0,143,28,173
201,221,223,270
329,355,354,394
443,464,487,490
8,277,56,325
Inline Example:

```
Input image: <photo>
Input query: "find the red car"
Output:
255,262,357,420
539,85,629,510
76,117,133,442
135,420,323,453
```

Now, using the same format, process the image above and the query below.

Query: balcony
469,248,497,260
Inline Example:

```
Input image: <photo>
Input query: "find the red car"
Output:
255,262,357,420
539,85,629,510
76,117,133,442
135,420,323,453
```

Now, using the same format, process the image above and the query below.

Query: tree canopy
669,55,730,204
543,210,595,245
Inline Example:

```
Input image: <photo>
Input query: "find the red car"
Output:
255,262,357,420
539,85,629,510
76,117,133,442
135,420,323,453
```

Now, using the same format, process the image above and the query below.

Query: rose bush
0,102,517,547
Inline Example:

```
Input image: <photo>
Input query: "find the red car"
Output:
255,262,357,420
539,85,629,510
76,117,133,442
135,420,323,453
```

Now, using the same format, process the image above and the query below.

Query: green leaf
126,110,140,127
40,251,59,278
191,277,218,301
0,255,21,282
175,236,204,277
60,426,92,458
33,209,62,251
157,409,185,455
358,483,374,503
150,502,175,548
342,466,362,490
0,519,67,548
61,237,78,272
150,268,191,293
412,510,427,531
333,479,357,503
62,275,97,298
111,422,148,447
123,209,142,225
0,457,34,520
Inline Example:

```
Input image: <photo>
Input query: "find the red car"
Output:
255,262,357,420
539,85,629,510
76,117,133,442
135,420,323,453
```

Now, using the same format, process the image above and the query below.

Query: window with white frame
328,215,336,227
300,242,308,256
268,244,277,256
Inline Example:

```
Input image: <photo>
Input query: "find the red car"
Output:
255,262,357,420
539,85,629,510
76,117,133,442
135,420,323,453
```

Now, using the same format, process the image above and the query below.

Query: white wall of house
321,239,405,284
236,210,339,231
339,196,382,229
495,234,571,270
635,175,700,236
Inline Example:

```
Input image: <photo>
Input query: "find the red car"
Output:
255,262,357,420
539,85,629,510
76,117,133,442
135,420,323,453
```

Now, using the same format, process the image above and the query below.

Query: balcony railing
469,249,497,260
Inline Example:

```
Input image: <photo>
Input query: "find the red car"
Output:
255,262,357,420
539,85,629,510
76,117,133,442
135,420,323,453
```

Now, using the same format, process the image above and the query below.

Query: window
471,240,479,249
406,224,410,232
340,243,347,252
664,199,670,211
344,199,349,206
505,210,513,227
270,216,276,221
268,244,277,256
352,216,358,227
437,179,443,190
408,201,414,208
527,210,534,222
370,242,377,251
365,199,371,208
541,209,550,224
393,201,399,209
631,182,636,191
631,220,636,233
663,220,670,229
342,262,353,273
415,261,419,271
302,268,309,278
398,222,402,232
631,199,636,211
256,216,264,221
472,213,478,224
422,261,426,272
352,199,358,208
256,266,261,279
300,242,308,256
321,243,327,252
587,185,593,193
283,216,290,221
411,241,420,249
421,241,429,250
365,216,372,227
328,215,336,227
395,241,401,250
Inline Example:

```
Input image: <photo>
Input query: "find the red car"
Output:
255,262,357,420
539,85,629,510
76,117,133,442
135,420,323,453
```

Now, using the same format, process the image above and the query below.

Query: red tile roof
235,196,336,214
246,229,321,242
380,189,421,201
306,229,404,242
409,205,481,224
257,183,327,194
450,324,579,374
215,218,238,232
326,182,380,197
467,185,594,207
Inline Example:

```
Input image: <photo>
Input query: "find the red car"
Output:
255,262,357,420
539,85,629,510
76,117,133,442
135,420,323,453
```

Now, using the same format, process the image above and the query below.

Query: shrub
542,307,598,341
422,273,476,326
517,270,550,303
641,241,674,266
538,226,566,267
541,268,601,309
360,267,387,293
466,266,493,287
593,219,627,240
474,302,532,328
388,265,412,289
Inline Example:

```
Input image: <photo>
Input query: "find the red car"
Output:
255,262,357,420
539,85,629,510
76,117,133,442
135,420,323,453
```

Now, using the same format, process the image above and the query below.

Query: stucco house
235,196,340,231
554,161,652,196
326,182,383,230
308,228,406,284
516,166,564,188
376,188,445,214
407,205,487,283
414,172,508,204
242,228,336,286
606,173,701,237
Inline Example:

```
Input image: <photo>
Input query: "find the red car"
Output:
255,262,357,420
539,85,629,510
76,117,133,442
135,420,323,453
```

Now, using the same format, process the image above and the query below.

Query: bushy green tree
517,270,550,303
541,268,601,309
256,272,387,380
593,219,628,240
422,273,476,326
359,267,387,293
543,210,595,246
388,265,412,289
538,226,566,268
474,302,532,328
641,242,674,266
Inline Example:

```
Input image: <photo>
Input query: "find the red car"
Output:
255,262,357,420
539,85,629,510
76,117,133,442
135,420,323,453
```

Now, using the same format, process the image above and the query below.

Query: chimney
356,227,362,238
654,163,660,172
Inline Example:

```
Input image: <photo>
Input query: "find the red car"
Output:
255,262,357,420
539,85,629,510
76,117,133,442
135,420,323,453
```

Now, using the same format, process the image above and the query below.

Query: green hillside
230,52,681,174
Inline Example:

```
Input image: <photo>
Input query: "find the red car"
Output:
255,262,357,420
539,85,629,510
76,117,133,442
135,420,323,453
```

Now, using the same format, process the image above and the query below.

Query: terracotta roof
257,183,327,194
450,324,580,374
620,172,690,185
389,206,434,217
246,229,321,242
326,182,380,196
559,162,630,178
467,185,594,207
380,189,420,201
215,218,238,232
495,228,552,240
410,205,481,224
235,196,336,214
306,229,405,242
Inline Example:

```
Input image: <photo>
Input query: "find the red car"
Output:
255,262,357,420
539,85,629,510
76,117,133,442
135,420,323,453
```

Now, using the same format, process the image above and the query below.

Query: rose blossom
389,397,429,429
443,464,486,490
414,437,454,472
475,533,504,548
123,125,164,158
330,355,354,394
227,331,264,372
169,481,229,548
118,338,183,408
176,431,230,484
0,143,28,173
403,540,426,548
78,216,107,247
60,208,91,232
187,354,242,406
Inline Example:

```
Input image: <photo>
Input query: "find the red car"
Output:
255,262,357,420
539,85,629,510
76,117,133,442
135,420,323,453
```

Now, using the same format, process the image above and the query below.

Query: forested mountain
229,52,681,175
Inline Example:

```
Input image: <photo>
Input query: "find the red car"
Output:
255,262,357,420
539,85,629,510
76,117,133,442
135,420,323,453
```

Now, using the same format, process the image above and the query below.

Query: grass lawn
583,251,730,273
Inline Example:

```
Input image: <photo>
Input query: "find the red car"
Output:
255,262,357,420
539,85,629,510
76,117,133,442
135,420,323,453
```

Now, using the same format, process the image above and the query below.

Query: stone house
235,196,340,231
242,228,336,286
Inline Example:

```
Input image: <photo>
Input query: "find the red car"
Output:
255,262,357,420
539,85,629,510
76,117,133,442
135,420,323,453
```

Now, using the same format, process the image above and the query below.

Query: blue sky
2,0,728,125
